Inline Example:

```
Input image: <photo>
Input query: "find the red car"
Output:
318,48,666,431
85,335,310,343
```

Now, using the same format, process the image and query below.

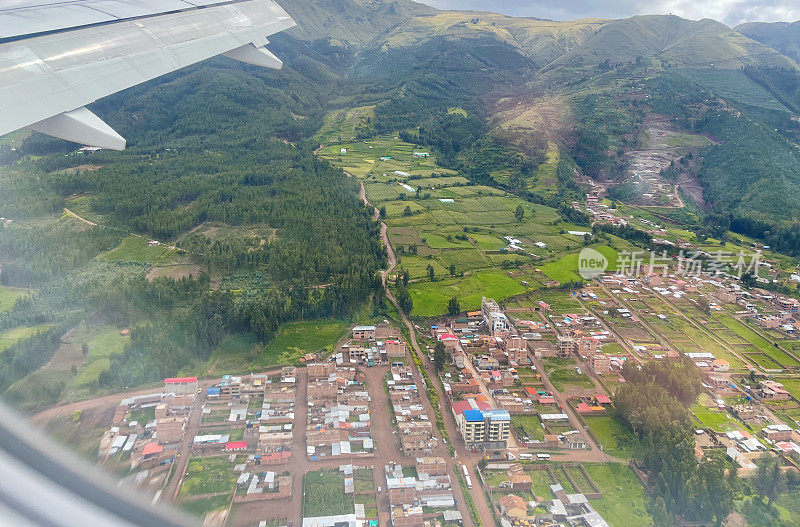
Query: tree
448,263,456,276
427,264,435,281
402,270,409,286
396,284,413,314
514,204,524,222
70,364,78,376
447,296,460,316
403,205,412,216
433,341,447,371
741,272,756,289
379,206,386,218
755,454,787,507
81,343,89,357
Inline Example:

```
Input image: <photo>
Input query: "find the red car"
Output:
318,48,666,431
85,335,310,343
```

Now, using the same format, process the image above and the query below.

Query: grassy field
585,463,653,526
692,394,742,432
71,326,128,388
0,323,54,353
583,415,634,459
510,414,545,440
717,315,798,367
178,457,237,497
101,235,179,265
318,132,604,317
256,319,349,366
543,358,595,392
302,470,354,517
540,245,618,284
0,286,28,313
407,269,533,317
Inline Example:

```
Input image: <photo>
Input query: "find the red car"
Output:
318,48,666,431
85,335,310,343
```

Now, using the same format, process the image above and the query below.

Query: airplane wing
0,0,296,150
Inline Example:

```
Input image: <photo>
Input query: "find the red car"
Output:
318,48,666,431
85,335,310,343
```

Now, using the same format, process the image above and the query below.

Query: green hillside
544,15,799,72
737,20,800,64
279,0,436,46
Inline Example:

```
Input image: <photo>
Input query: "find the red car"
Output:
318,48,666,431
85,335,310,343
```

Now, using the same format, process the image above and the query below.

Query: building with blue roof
454,407,511,449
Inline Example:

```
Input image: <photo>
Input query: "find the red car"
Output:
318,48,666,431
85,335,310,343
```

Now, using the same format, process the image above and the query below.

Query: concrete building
164,376,198,396
352,325,376,340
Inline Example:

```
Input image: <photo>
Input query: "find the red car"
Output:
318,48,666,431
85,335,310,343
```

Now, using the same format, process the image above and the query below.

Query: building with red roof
595,394,612,405
224,441,248,451
142,442,162,457
164,376,199,396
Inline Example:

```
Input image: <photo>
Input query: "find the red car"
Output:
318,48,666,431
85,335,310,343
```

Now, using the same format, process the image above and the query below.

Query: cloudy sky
419,0,800,26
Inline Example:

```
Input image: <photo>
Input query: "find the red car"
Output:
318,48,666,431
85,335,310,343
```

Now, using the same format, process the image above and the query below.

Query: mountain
374,11,607,68
736,20,800,64
544,15,799,72
278,0,436,46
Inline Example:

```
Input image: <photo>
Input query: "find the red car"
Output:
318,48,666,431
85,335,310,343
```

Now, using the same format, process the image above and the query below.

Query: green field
71,327,129,387
585,463,653,526
319,132,604,318
543,358,595,392
178,457,238,497
692,394,742,432
717,315,798,367
407,269,533,317
257,319,349,366
583,415,634,459
101,235,179,265
0,286,28,313
510,414,545,440
0,324,54,353
302,470,354,517
540,245,618,284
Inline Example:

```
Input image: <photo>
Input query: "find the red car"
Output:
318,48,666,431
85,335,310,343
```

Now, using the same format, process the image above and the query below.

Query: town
30,246,800,527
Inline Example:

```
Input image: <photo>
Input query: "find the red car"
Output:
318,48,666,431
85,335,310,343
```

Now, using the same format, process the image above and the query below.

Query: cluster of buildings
306,362,374,459
387,364,438,455
451,399,511,450
492,464,609,527
384,459,459,527
101,377,200,469
340,324,407,366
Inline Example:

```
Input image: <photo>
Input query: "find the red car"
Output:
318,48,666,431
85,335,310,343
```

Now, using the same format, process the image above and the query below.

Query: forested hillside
0,51,384,398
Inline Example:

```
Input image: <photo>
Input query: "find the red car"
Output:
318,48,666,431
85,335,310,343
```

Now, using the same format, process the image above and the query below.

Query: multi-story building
352,325,376,340
556,334,576,358
385,339,407,357
589,352,611,375
481,297,510,336
454,406,511,449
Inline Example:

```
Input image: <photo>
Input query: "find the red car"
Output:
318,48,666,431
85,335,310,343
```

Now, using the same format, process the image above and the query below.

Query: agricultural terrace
318,133,620,316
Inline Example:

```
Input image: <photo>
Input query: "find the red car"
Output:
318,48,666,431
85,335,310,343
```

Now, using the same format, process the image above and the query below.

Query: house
712,359,730,372
763,424,794,442
352,325,376,340
453,403,511,448
589,352,611,375
156,416,184,443
438,333,459,349
385,339,407,357
497,494,528,519
506,464,532,491
163,376,198,395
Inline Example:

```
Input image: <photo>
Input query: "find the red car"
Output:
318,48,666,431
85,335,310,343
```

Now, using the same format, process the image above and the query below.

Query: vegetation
302,470,354,517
